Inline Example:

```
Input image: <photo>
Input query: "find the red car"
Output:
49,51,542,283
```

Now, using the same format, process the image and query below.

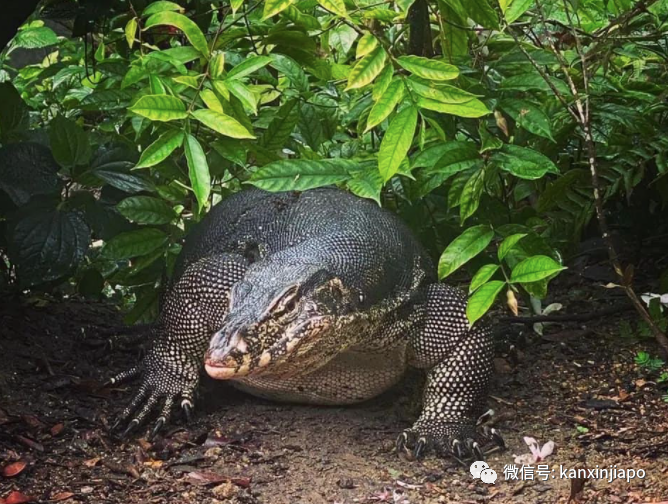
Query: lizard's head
204,260,353,379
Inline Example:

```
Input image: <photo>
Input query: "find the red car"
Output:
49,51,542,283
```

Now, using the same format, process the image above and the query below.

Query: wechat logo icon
470,461,497,485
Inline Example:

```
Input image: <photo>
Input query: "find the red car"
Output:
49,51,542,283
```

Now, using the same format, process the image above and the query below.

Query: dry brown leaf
50,423,64,437
50,492,74,502
4,491,33,504
83,457,100,468
2,461,27,478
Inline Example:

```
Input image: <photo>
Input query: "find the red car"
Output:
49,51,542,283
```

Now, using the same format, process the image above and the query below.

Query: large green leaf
129,95,188,121
261,99,300,151
356,33,378,58
0,143,60,206
13,27,58,49
498,233,527,260
438,225,494,279
499,99,555,141
318,0,348,17
8,204,89,287
346,47,387,90
263,0,296,19
442,0,499,29
228,55,273,79
427,141,480,177
102,228,168,260
470,264,500,293
184,134,211,211
500,73,570,95
143,1,184,16
397,56,459,80
466,280,505,325
346,169,383,205
191,109,256,139
378,106,417,181
49,115,91,169
144,11,209,57
117,196,177,225
501,0,534,23
365,79,404,132
459,169,484,222
135,129,184,168
510,255,565,283
494,144,559,180
248,159,356,191
225,79,258,114
416,96,489,118
407,79,479,104
0,83,29,141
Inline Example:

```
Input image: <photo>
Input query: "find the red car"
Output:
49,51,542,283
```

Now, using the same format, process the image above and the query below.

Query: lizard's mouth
204,316,331,379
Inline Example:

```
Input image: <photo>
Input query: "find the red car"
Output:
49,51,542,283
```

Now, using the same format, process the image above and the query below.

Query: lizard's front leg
398,284,504,461
107,253,247,438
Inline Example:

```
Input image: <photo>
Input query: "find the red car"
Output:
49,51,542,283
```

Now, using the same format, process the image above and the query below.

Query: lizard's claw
397,420,505,463
107,348,199,439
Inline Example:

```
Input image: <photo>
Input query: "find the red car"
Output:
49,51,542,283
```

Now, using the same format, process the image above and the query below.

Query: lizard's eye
269,286,299,316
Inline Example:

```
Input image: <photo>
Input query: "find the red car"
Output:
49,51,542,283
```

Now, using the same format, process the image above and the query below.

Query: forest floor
1,278,668,504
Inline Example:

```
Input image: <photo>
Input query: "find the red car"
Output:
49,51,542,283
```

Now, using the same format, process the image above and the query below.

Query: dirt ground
1,289,668,504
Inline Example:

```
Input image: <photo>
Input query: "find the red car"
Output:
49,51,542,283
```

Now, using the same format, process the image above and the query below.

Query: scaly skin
108,188,504,459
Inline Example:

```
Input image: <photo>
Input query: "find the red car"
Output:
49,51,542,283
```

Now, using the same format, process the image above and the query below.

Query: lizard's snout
205,327,249,379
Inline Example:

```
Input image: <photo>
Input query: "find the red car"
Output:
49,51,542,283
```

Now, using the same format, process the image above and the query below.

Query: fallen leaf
2,461,27,477
142,460,164,469
4,491,33,504
185,471,251,488
50,492,74,502
50,424,64,437
83,457,100,468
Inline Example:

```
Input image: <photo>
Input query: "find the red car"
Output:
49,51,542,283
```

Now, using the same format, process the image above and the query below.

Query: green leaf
125,18,138,49
407,79,480,104
102,228,168,260
459,169,484,222
510,255,566,283
443,0,499,29
143,1,184,15
261,99,300,151
502,0,533,23
317,0,348,17
378,106,417,182
191,109,256,139
438,225,494,279
470,264,500,293
416,96,489,118
0,83,29,141
263,0,296,19
249,159,356,191
136,129,184,168
498,233,527,260
12,27,58,49
184,134,211,211
372,64,393,100
209,51,225,79
428,141,480,177
49,115,91,169
228,55,273,79
499,73,570,95
145,11,209,57
345,47,387,91
231,0,244,13
397,56,459,80
467,280,505,325
365,79,404,132
356,33,378,59
347,169,383,205
494,144,559,180
129,94,187,121
499,99,555,141
270,53,309,92
117,196,177,225
200,88,223,113
225,79,258,114
8,204,89,287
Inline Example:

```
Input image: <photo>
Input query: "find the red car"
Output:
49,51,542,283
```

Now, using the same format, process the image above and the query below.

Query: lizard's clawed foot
106,349,199,440
396,417,504,462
